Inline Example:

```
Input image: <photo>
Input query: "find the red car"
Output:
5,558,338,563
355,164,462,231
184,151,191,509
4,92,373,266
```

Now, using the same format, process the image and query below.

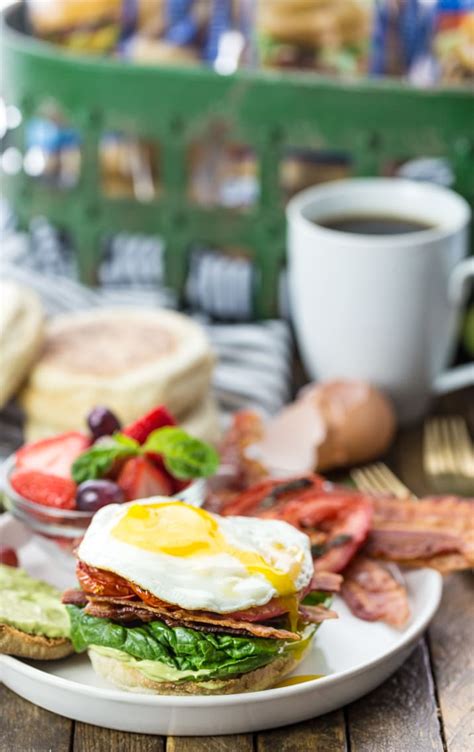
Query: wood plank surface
347,641,444,752
73,721,165,751
256,710,346,752
0,684,72,752
167,735,253,752
428,571,474,752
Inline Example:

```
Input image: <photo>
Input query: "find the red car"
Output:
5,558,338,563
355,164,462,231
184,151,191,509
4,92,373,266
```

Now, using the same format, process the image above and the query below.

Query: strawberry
0,546,19,567
144,452,187,495
16,432,90,479
117,457,173,501
10,470,76,509
122,406,176,445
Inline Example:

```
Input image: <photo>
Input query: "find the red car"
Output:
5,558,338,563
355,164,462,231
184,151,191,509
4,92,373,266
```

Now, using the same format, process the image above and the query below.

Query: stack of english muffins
19,307,220,444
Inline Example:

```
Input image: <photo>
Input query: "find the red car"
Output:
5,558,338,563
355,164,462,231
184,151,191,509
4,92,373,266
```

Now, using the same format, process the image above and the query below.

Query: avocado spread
0,565,70,639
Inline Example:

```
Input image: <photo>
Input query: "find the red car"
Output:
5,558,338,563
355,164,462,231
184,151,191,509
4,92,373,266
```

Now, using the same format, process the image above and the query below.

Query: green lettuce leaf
67,606,313,680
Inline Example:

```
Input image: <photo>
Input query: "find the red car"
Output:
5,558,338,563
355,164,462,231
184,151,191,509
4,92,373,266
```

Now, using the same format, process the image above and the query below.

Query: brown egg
301,381,396,471
248,380,396,475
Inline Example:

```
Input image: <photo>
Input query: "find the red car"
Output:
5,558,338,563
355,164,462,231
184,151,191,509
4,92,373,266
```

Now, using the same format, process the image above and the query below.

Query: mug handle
434,257,474,395
448,257,474,306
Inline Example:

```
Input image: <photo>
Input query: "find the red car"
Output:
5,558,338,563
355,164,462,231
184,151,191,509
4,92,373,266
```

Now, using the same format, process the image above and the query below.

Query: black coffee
316,214,434,235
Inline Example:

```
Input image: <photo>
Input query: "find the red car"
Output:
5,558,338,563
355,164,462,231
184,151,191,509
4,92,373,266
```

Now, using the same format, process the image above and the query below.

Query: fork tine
424,416,474,480
351,463,415,499
449,417,474,476
440,418,458,474
374,464,414,498
350,467,386,495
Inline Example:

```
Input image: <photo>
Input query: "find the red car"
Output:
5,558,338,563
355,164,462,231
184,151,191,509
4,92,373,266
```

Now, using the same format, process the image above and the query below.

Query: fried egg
77,498,314,613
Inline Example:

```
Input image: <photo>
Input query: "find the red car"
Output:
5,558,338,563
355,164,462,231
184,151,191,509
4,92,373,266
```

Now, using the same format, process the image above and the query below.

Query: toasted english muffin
0,281,44,408
20,308,215,430
0,624,73,661
89,644,309,695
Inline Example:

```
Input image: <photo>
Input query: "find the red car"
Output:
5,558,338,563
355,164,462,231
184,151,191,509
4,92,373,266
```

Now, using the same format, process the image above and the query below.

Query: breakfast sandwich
21,308,216,437
63,498,339,694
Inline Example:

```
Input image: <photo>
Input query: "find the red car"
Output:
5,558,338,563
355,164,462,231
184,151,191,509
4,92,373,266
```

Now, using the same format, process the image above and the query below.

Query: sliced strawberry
0,546,19,567
10,470,76,509
117,457,173,501
16,432,90,479
144,452,189,495
122,406,176,445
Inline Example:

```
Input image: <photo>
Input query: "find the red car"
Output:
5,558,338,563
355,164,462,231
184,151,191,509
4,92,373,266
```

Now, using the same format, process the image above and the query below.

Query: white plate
0,515,442,736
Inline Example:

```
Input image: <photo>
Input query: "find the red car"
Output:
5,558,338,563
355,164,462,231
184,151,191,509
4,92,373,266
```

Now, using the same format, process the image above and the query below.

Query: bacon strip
298,604,338,623
85,595,301,640
341,556,410,628
309,571,343,593
62,588,88,607
366,496,474,572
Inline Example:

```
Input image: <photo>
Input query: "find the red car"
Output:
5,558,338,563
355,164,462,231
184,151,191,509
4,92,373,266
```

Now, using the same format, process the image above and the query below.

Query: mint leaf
143,427,219,480
71,434,139,484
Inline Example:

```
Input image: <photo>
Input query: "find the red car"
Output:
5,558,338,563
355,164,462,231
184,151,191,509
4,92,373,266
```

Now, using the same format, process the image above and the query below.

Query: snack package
204,0,256,71
100,133,157,201
433,0,474,82
27,0,122,54
369,0,438,79
123,0,210,64
256,0,373,76
24,117,81,189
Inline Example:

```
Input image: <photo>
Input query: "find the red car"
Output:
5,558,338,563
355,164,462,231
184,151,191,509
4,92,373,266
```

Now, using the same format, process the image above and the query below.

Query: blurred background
0,0,473,455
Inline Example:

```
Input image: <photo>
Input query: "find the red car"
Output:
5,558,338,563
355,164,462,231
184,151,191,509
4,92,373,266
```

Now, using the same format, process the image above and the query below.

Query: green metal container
2,3,473,317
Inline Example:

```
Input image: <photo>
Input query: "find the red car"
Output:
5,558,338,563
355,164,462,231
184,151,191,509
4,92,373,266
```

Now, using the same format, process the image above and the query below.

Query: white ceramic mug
286,178,472,422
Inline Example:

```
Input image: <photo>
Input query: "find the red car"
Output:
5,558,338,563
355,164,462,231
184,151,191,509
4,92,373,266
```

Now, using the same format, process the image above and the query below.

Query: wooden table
1,387,473,752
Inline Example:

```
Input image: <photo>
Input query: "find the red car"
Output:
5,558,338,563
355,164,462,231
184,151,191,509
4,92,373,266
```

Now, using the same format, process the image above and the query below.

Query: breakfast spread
20,308,219,444
0,564,73,660
61,498,339,694
9,404,218,513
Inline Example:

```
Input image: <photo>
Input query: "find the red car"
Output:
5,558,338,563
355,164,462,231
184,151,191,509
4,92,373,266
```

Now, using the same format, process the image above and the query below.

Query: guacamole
0,565,70,639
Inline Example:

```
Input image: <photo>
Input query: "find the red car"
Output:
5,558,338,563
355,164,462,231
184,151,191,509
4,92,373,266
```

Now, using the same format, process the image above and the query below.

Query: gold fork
423,416,474,493
424,416,474,477
350,462,417,499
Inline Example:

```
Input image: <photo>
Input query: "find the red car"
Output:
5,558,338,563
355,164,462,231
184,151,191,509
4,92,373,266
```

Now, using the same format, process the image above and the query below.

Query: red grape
76,480,125,512
0,546,19,567
87,406,121,440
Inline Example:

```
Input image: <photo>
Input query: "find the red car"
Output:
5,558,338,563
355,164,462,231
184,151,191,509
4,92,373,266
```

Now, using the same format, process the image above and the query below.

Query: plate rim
0,568,442,707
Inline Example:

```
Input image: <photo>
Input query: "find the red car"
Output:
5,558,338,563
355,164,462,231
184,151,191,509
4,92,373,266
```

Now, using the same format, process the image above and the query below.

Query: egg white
77,497,314,613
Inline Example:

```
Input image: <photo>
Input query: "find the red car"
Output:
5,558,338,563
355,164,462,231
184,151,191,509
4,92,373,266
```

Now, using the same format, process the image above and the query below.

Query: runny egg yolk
111,502,302,597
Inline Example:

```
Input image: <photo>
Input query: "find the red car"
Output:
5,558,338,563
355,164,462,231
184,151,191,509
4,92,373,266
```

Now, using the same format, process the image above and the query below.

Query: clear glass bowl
0,454,206,569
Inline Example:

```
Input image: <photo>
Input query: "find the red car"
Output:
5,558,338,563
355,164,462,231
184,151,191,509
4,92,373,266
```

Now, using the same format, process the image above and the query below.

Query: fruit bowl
0,454,206,570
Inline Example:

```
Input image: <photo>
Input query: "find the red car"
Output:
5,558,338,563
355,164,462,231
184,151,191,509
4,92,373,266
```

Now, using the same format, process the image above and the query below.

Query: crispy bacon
341,556,410,627
62,588,88,606
309,571,343,592
298,604,338,623
365,495,474,572
84,595,302,640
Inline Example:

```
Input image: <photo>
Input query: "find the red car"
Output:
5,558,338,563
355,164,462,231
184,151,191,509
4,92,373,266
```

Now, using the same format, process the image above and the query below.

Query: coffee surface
316,214,434,235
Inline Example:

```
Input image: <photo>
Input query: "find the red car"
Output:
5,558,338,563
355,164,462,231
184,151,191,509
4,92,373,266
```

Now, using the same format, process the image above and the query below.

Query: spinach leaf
67,605,285,676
